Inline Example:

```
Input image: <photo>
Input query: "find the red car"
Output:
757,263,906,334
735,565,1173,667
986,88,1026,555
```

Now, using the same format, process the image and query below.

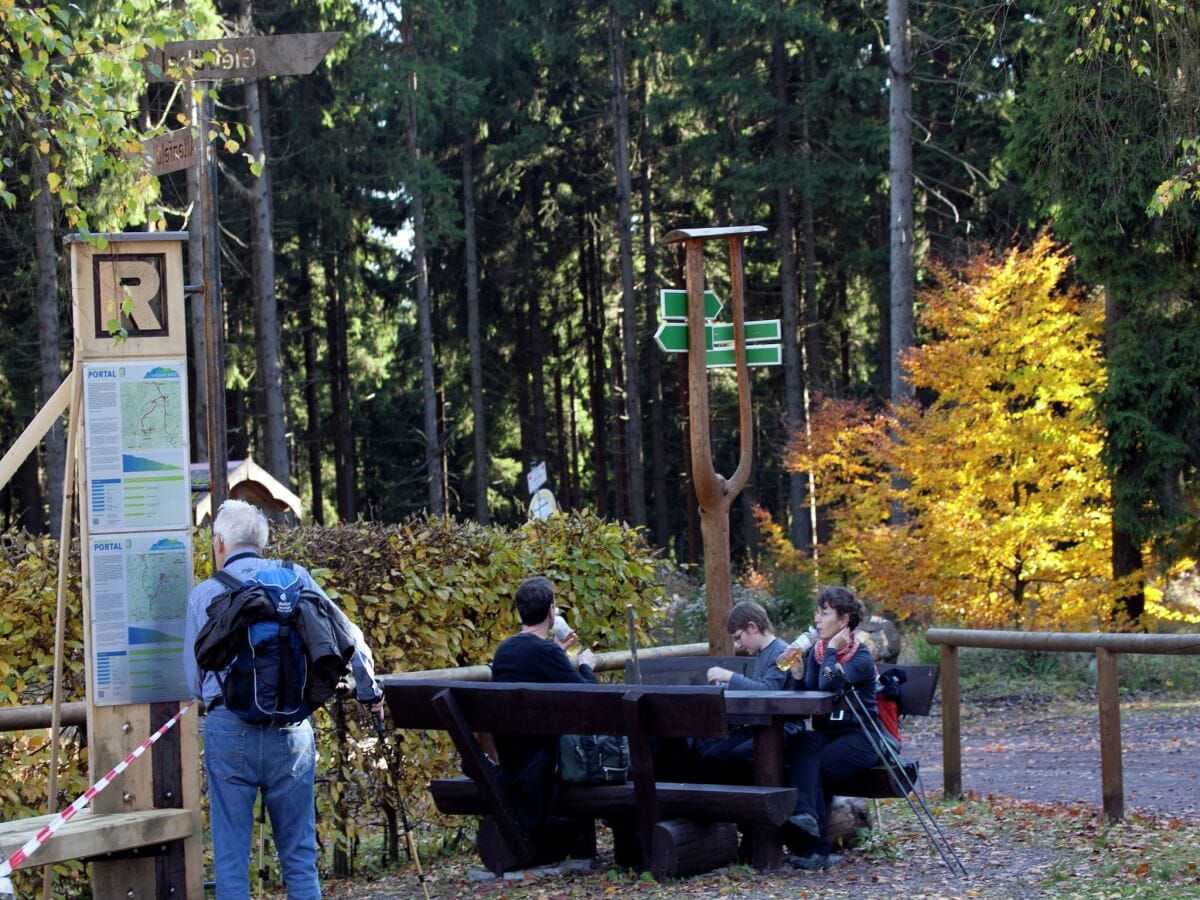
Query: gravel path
903,697,1200,820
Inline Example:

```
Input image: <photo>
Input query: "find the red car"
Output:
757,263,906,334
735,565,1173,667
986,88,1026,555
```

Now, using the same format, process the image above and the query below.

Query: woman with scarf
783,585,879,870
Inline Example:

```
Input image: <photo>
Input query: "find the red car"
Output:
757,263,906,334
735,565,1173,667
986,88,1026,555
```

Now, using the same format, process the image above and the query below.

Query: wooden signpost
661,225,769,656
142,31,342,509
0,30,342,896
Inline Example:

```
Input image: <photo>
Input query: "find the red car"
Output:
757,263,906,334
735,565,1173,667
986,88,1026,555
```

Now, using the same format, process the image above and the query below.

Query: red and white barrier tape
0,700,196,879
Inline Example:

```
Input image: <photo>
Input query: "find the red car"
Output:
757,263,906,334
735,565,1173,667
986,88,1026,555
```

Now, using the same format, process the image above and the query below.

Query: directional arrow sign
710,319,782,346
654,322,716,353
141,126,197,176
660,288,722,321
146,32,343,83
706,345,782,368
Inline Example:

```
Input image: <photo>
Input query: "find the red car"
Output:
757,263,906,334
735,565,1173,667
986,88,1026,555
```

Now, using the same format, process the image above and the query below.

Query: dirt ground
289,695,1200,899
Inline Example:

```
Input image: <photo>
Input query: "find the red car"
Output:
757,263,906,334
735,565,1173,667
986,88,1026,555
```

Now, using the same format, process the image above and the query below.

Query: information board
88,530,193,704
83,359,191,532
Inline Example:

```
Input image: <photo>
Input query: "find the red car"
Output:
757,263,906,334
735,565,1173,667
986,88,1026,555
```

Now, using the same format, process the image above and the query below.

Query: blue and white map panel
88,531,193,705
83,359,191,532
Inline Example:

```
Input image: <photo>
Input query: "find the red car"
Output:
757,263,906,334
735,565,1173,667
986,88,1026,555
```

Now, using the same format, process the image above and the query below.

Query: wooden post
194,89,229,509
68,233,203,898
1095,648,1124,822
940,643,961,798
663,225,765,656
43,363,81,900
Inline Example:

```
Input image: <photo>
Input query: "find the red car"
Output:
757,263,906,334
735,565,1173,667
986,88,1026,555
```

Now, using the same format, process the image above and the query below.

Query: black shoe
788,813,820,838
788,851,830,871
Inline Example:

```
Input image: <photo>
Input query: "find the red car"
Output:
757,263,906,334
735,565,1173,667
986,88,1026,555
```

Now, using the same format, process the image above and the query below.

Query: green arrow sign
710,319,782,345
706,345,782,368
654,322,716,353
660,288,722,321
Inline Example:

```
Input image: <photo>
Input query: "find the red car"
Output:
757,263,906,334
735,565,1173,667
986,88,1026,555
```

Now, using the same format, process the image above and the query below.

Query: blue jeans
204,709,320,899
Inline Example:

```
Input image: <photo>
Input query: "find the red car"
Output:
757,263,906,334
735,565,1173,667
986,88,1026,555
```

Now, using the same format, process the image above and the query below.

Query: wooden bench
380,678,798,879
626,657,940,800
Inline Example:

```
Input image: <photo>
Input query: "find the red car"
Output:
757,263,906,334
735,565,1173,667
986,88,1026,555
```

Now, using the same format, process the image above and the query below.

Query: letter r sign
94,254,167,337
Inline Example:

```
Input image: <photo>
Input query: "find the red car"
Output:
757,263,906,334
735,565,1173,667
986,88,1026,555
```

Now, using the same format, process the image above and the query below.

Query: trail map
89,531,192,705
83,360,191,532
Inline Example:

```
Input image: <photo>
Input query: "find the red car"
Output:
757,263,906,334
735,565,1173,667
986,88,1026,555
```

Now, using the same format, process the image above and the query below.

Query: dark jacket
194,568,355,707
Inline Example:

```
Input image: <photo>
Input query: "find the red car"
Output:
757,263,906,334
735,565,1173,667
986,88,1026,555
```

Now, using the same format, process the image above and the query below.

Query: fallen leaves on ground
293,795,1200,900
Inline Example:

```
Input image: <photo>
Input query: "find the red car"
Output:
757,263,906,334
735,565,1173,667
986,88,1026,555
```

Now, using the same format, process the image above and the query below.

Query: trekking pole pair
838,683,968,877
369,716,433,900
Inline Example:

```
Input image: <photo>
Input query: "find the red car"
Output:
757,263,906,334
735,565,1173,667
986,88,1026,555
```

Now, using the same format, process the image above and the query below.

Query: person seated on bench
783,586,878,870
490,576,598,829
691,600,789,782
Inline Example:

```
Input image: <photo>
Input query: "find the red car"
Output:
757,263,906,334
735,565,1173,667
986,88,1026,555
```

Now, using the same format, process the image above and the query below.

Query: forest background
3,0,1200,632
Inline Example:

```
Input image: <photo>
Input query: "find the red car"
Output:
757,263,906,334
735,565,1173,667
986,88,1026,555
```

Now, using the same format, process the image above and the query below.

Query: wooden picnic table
382,678,833,874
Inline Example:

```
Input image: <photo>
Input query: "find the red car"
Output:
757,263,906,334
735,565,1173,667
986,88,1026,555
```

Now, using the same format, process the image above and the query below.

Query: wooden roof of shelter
191,457,302,525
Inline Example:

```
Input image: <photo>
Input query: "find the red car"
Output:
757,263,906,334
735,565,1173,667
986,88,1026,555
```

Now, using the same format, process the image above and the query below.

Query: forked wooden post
662,225,766,656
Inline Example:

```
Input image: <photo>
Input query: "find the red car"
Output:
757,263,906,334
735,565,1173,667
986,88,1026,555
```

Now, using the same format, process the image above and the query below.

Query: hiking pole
841,685,964,877
371,716,432,900
841,684,965,876
256,793,269,899
839,685,967,877
841,683,966,876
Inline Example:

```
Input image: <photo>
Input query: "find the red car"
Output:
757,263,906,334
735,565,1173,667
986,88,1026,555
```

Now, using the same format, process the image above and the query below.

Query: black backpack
558,733,630,785
197,563,321,724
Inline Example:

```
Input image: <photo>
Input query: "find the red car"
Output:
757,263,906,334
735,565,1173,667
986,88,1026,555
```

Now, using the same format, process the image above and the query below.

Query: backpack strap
213,569,244,590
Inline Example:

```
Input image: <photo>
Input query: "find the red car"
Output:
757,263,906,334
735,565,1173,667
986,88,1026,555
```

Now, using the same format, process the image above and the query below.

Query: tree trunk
1103,287,1146,627
637,70,670,550
33,149,64,531
402,10,445,515
569,362,581,510
244,79,290,486
238,2,289,487
798,52,821,560
325,252,356,521
888,0,915,406
610,332,629,522
584,221,608,517
462,130,489,524
609,3,645,527
17,454,43,533
529,287,549,470
299,245,324,525
772,27,805,552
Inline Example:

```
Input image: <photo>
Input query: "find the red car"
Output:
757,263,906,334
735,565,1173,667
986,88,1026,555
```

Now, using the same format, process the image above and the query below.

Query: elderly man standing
183,499,384,899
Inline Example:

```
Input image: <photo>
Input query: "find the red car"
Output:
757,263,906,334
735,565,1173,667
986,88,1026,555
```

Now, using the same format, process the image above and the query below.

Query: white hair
213,499,269,550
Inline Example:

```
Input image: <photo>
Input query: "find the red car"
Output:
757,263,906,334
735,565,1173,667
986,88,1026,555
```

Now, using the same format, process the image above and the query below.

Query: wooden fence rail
384,641,711,682
924,628,1200,821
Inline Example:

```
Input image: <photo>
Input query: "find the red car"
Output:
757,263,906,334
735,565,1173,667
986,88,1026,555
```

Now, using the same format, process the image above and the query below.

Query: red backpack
876,667,908,745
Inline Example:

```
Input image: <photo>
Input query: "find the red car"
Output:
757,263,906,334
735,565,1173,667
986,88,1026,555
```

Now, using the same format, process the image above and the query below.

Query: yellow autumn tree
786,235,1126,629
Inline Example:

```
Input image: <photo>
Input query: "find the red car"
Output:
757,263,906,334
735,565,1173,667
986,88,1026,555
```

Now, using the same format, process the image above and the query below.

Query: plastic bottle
551,614,581,656
775,626,819,671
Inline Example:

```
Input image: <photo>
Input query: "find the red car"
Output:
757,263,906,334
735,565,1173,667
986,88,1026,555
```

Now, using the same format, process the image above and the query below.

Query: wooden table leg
750,720,786,868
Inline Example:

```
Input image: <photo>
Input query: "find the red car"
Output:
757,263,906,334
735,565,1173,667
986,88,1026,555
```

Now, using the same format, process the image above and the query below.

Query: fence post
1095,647,1124,822
940,643,962,798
